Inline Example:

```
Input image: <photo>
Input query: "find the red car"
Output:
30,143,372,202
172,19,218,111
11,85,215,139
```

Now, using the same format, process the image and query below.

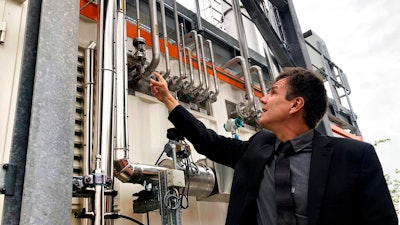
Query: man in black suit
150,67,397,225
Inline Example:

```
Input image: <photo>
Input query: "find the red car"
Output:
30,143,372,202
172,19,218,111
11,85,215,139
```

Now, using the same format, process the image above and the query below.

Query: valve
224,118,243,139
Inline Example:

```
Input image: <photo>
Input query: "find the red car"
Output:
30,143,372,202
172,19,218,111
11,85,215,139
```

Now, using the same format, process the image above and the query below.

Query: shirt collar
275,129,314,153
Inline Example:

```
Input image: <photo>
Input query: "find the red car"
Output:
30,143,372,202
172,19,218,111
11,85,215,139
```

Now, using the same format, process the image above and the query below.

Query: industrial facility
0,0,361,224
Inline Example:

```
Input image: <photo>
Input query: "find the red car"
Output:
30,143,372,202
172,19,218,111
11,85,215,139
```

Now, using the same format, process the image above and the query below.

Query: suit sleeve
168,105,250,168
359,144,398,225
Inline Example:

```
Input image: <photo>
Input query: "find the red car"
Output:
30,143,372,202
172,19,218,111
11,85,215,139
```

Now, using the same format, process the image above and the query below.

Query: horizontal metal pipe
114,159,167,184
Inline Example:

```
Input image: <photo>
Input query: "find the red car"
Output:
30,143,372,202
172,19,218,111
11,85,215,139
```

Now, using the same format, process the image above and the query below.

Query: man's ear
289,97,304,113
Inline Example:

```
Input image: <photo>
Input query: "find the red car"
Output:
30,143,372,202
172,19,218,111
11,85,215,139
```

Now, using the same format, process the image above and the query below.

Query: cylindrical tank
159,158,215,198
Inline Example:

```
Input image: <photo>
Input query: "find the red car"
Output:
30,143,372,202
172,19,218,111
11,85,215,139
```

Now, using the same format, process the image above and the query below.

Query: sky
292,0,400,175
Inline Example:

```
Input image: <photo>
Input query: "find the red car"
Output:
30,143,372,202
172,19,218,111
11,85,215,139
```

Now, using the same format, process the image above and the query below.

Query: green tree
385,169,400,215
373,138,399,215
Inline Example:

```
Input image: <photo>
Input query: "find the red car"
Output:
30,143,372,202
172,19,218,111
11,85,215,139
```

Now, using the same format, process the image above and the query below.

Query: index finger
153,71,163,80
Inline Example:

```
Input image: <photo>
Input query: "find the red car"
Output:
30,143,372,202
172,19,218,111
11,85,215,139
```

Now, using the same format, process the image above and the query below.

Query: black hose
118,214,145,225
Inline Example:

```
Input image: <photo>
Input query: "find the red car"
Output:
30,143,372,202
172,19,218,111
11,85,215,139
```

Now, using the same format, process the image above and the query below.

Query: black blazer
169,106,398,225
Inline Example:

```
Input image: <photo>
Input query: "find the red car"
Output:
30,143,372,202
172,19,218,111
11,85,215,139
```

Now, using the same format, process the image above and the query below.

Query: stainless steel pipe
222,56,254,116
205,39,219,102
142,0,160,78
250,65,267,96
115,0,129,162
198,34,210,93
160,0,171,78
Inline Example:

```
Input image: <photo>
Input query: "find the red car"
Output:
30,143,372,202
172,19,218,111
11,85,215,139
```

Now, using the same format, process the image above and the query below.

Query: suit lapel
307,132,333,225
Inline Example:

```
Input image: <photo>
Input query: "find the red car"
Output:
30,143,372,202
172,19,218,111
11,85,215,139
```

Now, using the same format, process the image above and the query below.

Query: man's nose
260,94,269,104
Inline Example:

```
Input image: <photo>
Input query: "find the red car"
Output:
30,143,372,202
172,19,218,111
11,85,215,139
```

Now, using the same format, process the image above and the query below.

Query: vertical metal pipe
206,40,219,101
94,156,105,225
173,0,184,80
180,23,188,79
184,47,195,88
82,42,96,225
94,0,115,181
194,0,203,32
232,0,251,73
185,31,203,92
115,0,128,161
143,0,160,77
84,41,96,177
198,34,210,92
92,1,115,224
231,0,255,114
18,0,79,224
1,1,41,224
160,0,171,78
250,65,267,96
136,0,140,37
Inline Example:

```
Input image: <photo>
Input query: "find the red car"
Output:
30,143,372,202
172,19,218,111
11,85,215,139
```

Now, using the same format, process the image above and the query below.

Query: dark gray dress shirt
256,129,314,225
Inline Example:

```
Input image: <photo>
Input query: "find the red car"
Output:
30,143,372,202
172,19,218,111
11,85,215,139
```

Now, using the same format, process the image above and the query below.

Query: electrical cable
118,214,145,225
146,211,150,225
154,150,165,165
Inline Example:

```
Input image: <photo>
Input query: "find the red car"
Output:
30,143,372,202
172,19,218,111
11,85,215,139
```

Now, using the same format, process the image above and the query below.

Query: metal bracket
0,21,6,44
0,163,17,196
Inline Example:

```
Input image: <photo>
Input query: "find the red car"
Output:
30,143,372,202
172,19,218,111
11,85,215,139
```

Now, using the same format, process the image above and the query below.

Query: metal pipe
222,56,254,114
94,0,115,184
250,65,267,96
184,30,203,92
136,0,140,37
198,34,210,93
180,23,188,80
173,0,184,81
83,42,96,224
115,0,129,162
93,1,115,224
206,39,219,101
142,0,160,78
114,159,167,184
183,47,195,90
194,0,203,32
160,0,171,78
94,156,105,225
84,41,96,182
232,0,252,74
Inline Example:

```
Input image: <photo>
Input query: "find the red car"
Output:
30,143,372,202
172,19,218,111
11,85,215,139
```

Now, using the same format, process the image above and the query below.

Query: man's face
258,78,293,130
